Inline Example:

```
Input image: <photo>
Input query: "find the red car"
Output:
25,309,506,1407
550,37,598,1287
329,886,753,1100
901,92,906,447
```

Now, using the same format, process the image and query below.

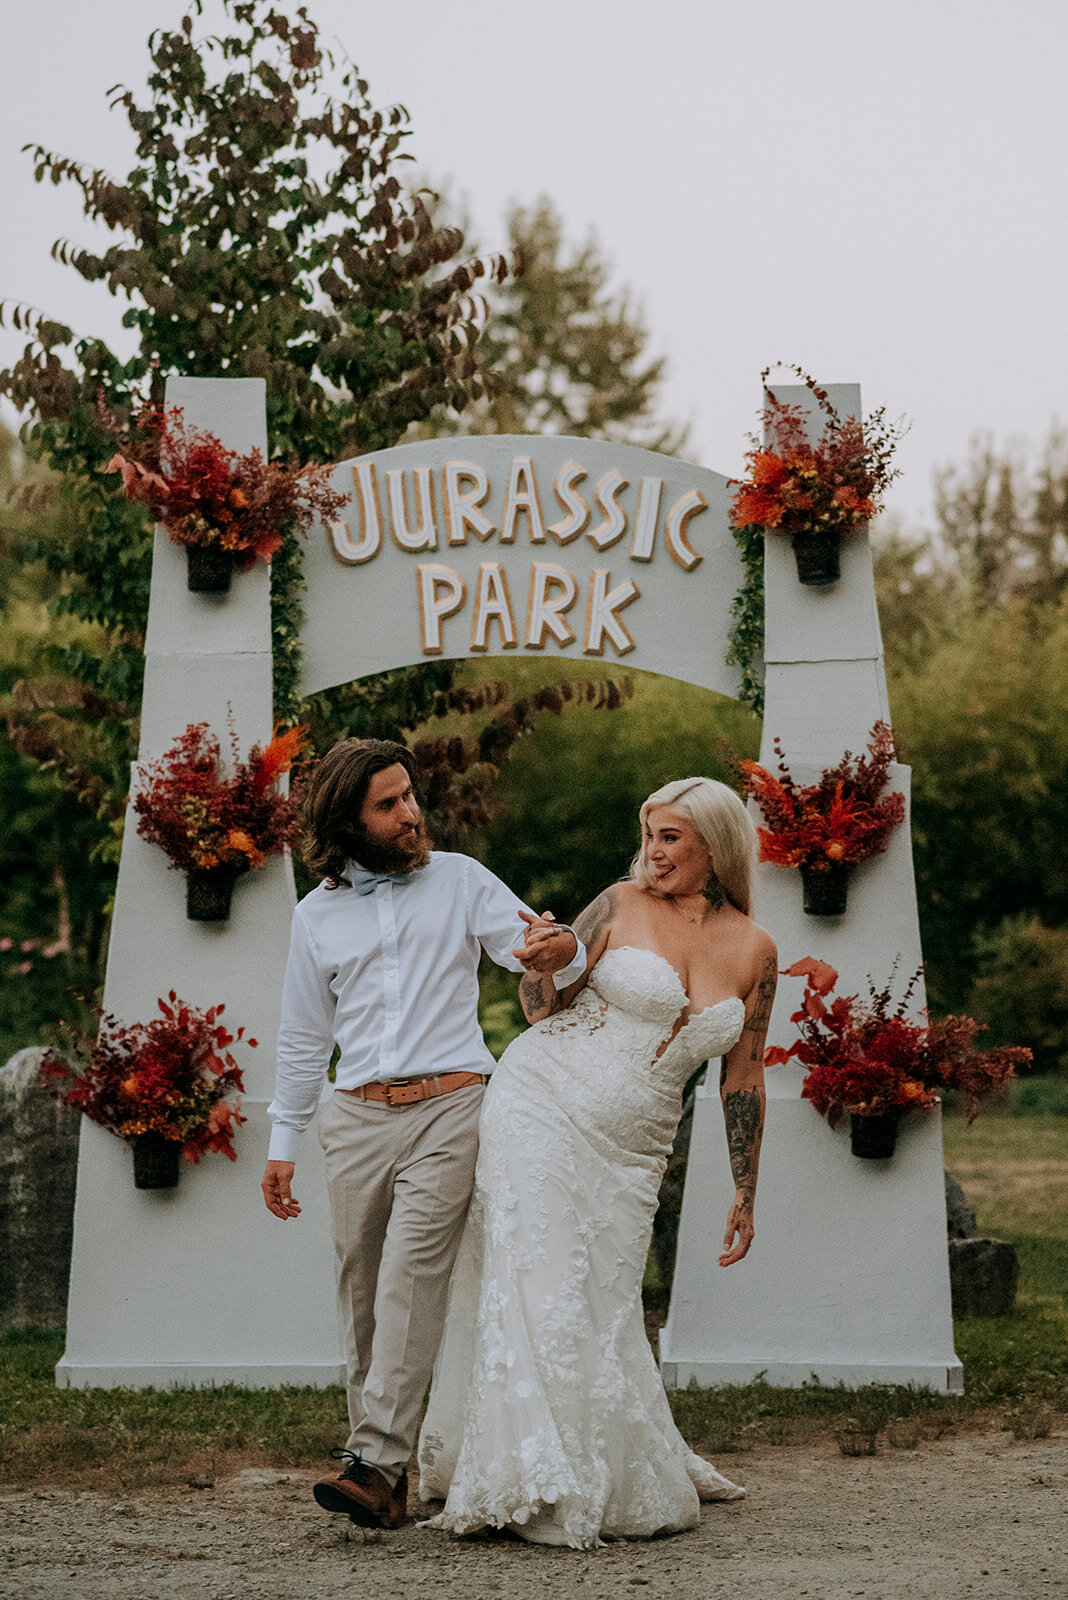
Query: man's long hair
301,738,421,889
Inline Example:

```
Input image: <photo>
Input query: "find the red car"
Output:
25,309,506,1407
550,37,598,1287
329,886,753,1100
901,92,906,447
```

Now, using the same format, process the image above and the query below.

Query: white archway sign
57,378,960,1394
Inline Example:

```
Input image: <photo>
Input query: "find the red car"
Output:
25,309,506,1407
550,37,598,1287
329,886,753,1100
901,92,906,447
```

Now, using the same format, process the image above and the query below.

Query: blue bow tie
349,865,416,896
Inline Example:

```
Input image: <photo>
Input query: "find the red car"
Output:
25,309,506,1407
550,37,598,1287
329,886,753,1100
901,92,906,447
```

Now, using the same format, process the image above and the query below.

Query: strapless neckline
599,945,745,1031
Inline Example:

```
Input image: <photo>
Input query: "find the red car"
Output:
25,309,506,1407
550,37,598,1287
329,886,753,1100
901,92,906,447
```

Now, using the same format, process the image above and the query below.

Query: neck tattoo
702,874,726,912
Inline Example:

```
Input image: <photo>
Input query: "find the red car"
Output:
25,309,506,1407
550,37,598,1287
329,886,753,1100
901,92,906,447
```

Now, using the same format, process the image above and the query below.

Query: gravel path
2,1428,1067,1600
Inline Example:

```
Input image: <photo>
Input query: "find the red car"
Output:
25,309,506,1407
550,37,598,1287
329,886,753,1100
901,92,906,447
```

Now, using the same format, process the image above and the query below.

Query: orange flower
785,448,818,477
226,829,264,869
732,486,785,529
253,725,308,790
832,485,873,519
750,451,788,489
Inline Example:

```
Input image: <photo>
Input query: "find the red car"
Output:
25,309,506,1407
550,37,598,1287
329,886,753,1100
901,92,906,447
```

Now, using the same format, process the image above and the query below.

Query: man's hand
262,1160,301,1221
513,910,578,974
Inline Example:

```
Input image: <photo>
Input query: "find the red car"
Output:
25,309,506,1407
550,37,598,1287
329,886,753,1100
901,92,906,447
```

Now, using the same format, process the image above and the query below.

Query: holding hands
513,910,578,974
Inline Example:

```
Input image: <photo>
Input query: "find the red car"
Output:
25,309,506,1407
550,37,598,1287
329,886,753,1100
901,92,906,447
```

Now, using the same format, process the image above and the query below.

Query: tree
1,0,529,874
0,0,512,798
886,595,1068,1013
873,427,1068,1047
931,431,1068,611
0,4,651,1051
412,196,689,454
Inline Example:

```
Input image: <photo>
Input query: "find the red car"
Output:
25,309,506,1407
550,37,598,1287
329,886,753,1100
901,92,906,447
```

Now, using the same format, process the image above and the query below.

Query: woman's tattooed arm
718,947,776,1266
517,884,619,1023
722,1084,764,1214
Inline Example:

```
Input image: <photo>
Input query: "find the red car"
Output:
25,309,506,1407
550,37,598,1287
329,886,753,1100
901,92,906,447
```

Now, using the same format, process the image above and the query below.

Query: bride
418,777,777,1548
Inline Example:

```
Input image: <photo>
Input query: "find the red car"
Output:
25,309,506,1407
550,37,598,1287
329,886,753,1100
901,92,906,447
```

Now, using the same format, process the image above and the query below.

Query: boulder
948,1236,1020,1317
0,1048,81,1329
945,1170,979,1239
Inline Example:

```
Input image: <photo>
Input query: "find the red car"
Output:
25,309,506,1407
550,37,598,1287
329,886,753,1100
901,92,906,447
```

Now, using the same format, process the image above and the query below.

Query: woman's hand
719,1191,755,1267
514,910,578,974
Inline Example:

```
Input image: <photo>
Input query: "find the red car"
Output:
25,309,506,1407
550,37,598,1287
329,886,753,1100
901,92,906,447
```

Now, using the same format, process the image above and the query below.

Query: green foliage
6,2,502,463
413,196,689,452
969,915,1068,1078
875,428,1068,1049
0,0,510,817
933,430,1068,610
465,660,760,914
724,523,765,713
871,523,961,675
888,601,1068,1012
0,733,106,1060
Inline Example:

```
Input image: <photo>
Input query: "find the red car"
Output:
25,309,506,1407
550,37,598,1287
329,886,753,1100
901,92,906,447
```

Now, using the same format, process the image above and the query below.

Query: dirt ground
2,1427,1067,1600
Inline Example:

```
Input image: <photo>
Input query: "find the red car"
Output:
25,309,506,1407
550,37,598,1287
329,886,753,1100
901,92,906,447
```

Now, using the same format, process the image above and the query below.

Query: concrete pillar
57,379,343,1388
660,384,962,1393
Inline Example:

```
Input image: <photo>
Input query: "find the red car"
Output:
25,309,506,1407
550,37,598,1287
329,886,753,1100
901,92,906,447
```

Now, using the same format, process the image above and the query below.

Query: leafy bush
969,914,1068,1080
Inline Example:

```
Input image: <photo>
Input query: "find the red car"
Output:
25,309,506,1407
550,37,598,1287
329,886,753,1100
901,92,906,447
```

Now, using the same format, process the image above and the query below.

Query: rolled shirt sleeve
465,858,586,986
266,853,587,1163
266,907,337,1163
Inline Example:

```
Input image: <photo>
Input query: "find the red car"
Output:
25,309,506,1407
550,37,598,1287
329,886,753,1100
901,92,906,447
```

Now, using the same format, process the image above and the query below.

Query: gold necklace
670,895,708,927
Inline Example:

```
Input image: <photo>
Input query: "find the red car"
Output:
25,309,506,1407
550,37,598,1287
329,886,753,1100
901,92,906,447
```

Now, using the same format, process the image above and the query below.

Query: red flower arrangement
104,404,346,572
134,722,306,876
738,723,905,914
766,958,1030,1127
40,992,253,1164
730,367,904,544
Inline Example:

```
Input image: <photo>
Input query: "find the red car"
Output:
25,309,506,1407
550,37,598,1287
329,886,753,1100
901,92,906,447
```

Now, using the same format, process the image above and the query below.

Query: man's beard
350,818,432,876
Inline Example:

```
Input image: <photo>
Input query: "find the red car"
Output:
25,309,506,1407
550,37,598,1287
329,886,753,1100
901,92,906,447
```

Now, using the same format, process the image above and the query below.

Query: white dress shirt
266,851,587,1162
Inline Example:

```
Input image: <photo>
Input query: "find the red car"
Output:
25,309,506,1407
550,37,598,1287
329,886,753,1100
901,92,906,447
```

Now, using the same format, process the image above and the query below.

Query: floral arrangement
104,404,347,568
40,993,253,1162
725,367,908,707
738,722,905,874
766,958,1030,1125
134,722,306,876
730,366,904,545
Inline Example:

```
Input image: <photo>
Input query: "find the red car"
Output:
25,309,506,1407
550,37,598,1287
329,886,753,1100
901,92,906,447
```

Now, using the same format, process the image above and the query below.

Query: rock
0,1048,81,1329
944,1170,979,1239
948,1236,1019,1317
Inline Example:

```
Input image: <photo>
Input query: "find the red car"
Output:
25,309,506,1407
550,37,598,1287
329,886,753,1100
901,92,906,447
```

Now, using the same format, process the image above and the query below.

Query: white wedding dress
418,945,747,1549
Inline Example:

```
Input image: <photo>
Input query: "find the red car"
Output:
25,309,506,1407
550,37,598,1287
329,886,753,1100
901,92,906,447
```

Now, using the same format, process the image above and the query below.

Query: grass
0,1332,348,1490
2,1112,1065,1489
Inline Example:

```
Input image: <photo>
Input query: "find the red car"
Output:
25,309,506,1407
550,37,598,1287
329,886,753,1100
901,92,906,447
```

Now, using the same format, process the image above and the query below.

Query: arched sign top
298,434,743,697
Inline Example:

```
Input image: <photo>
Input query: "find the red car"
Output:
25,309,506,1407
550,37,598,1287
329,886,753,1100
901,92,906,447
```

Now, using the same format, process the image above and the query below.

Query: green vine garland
725,522,765,715
270,524,308,726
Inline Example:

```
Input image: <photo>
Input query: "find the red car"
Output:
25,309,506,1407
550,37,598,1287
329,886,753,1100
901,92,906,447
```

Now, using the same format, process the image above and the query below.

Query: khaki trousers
317,1083,483,1483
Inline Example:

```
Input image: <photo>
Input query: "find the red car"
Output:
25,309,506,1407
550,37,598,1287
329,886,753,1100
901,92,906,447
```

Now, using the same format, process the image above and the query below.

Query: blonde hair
629,777,755,915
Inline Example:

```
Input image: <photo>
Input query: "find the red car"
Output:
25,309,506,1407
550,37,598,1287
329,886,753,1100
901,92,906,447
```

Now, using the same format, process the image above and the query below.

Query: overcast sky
2,0,1066,526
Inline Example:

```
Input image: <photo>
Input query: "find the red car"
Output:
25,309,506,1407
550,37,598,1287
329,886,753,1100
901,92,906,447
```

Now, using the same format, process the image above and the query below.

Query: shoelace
328,1448,373,1483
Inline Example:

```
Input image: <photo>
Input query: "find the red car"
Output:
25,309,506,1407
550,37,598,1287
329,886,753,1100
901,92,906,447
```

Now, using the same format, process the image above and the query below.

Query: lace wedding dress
419,945,747,1549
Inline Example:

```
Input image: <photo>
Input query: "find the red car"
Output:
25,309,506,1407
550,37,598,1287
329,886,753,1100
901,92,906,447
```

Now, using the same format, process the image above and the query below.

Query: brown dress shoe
313,1451,408,1529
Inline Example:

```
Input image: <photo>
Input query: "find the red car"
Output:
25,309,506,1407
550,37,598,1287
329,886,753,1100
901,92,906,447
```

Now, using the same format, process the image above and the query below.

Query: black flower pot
186,544,233,594
791,531,841,587
186,863,243,922
132,1132,181,1190
800,861,849,916
850,1112,899,1160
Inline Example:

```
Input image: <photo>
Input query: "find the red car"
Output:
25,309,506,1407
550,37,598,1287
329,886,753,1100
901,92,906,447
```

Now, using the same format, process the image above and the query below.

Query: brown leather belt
339,1071,487,1108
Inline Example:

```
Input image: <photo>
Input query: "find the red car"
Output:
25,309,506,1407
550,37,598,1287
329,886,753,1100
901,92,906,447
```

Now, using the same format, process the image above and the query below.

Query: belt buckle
383,1078,419,1107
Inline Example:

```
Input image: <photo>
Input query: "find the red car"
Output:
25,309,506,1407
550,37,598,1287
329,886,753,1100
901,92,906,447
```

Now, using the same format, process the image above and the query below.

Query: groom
261,738,584,1529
